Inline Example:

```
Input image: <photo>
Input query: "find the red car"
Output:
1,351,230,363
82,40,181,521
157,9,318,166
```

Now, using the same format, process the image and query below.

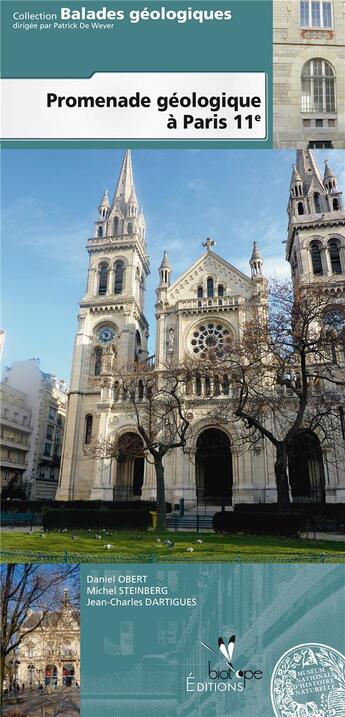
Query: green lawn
1,529,344,563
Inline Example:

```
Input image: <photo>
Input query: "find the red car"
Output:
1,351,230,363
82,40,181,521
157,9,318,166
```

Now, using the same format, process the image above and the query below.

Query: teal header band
80,563,344,717
0,0,273,147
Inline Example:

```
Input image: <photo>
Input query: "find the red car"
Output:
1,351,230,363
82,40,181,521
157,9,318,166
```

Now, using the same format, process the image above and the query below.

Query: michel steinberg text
85,574,198,608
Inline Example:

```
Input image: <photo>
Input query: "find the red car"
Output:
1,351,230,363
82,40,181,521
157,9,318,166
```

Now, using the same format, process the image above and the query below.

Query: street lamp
28,663,35,688
14,659,21,686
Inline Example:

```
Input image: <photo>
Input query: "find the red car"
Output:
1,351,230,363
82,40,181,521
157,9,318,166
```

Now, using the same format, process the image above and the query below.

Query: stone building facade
0,383,33,492
3,359,67,499
273,0,345,148
57,150,345,507
16,591,80,689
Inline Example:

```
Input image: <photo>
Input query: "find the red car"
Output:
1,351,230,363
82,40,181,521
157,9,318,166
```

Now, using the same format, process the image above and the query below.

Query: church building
57,150,345,507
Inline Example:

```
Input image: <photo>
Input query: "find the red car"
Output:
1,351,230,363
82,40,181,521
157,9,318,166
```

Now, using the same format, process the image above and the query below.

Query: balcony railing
176,296,242,312
0,415,32,432
0,436,30,450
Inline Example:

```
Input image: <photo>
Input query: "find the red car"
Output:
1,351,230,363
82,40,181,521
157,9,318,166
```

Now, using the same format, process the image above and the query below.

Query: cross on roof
202,237,216,251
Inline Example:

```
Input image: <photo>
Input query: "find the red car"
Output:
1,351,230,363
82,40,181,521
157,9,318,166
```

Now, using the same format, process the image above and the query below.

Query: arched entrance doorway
288,431,325,503
62,664,75,687
114,432,145,500
45,665,57,686
196,428,232,504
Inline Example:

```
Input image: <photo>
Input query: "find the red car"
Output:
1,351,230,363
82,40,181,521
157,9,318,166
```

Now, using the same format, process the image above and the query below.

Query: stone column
321,246,332,276
87,266,97,295
107,268,114,295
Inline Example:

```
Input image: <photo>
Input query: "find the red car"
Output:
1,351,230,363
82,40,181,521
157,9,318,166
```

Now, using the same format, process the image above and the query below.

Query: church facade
57,150,345,507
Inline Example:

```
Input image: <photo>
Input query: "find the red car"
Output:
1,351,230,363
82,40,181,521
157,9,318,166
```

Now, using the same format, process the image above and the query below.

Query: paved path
301,531,345,542
2,687,80,716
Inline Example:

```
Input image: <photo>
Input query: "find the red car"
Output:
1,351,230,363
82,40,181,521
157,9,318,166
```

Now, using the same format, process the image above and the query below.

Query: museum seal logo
270,643,345,717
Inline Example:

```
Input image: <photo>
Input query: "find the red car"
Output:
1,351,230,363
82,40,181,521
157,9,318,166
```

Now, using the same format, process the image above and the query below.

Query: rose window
190,323,231,354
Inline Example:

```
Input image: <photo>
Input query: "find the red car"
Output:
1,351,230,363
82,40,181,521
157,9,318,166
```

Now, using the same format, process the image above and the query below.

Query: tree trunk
274,442,291,510
154,458,167,531
1,652,6,700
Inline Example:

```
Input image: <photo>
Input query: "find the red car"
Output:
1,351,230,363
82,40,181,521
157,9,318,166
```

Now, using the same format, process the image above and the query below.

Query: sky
1,148,344,381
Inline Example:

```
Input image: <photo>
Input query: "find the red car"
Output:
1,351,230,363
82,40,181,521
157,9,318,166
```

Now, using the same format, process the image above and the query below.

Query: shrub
2,499,171,513
213,511,305,537
42,508,150,530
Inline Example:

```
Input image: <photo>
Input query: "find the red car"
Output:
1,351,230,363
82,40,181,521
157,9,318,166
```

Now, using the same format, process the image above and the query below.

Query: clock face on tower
97,326,115,344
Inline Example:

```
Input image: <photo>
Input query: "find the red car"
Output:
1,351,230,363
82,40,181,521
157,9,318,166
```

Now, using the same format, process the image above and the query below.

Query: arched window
328,239,342,274
297,202,304,215
94,347,102,376
97,226,103,238
333,198,339,211
218,285,224,297
314,192,322,213
138,380,144,399
197,286,203,298
113,216,119,234
222,374,230,396
135,330,141,362
196,374,202,397
207,277,214,298
98,262,109,295
301,59,335,113
114,260,125,294
84,415,93,444
127,222,133,235
310,241,323,275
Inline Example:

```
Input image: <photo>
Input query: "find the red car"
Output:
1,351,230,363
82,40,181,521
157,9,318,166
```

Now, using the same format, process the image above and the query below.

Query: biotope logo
271,642,345,717
186,633,264,694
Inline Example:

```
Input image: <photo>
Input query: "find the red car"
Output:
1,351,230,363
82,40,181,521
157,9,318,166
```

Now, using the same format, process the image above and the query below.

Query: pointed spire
296,149,324,193
250,241,264,278
113,149,134,204
98,189,109,220
158,251,172,287
323,159,336,183
99,188,109,208
128,186,138,205
290,164,302,188
159,250,172,271
322,158,341,204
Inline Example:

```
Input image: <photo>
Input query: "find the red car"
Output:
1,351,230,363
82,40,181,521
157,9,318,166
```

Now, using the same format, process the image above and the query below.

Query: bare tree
191,280,345,509
87,360,195,530
0,564,79,697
